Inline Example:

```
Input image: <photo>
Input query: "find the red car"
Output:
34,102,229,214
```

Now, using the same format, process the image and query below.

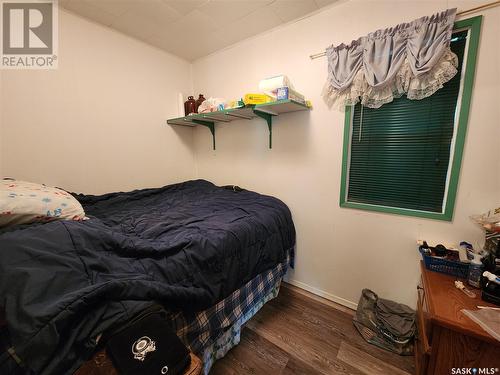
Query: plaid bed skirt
168,254,290,374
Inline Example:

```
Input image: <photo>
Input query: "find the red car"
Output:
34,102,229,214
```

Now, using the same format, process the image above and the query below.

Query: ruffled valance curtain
323,9,458,109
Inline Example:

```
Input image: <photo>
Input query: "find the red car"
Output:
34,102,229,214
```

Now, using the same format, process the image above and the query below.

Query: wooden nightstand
415,261,500,374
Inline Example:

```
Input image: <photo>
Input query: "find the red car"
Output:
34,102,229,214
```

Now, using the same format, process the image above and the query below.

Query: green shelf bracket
192,119,216,150
253,110,275,149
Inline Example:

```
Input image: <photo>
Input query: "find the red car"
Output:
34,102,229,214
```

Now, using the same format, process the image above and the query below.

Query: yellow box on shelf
243,93,273,105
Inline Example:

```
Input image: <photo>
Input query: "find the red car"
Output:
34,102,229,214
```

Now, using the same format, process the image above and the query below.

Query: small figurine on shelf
184,96,196,116
195,94,206,113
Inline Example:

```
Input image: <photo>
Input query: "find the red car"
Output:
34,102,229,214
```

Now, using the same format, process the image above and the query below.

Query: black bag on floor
353,289,415,356
106,307,190,375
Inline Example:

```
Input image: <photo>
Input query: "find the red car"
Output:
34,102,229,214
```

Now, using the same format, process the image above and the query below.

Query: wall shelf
166,99,310,149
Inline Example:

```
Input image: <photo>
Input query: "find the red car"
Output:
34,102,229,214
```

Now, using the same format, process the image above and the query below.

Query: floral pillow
0,179,86,227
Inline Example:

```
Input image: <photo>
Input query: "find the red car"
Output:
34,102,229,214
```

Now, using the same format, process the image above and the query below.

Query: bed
0,179,295,375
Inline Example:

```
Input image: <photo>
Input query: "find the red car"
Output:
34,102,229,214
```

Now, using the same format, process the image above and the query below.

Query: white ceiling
60,0,338,61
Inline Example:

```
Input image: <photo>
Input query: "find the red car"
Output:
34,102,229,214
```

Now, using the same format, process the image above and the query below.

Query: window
340,16,482,221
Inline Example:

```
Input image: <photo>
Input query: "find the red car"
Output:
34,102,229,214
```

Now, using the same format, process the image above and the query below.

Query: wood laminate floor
211,284,415,375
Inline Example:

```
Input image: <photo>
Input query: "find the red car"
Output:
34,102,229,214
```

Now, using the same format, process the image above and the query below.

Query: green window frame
339,16,482,221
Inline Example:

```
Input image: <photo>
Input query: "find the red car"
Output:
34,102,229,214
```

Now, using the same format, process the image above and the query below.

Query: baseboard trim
284,279,358,311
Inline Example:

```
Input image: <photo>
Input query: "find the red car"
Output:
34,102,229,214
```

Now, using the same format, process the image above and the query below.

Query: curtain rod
309,0,500,60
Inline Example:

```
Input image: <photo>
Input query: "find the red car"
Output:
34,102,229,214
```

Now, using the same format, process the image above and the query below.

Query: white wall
1,1,498,309
192,0,500,308
1,10,196,194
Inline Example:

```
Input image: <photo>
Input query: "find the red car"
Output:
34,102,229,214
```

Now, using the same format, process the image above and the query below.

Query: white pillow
0,179,86,227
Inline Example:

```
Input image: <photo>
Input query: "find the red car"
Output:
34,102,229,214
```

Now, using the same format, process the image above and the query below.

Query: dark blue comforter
0,180,295,374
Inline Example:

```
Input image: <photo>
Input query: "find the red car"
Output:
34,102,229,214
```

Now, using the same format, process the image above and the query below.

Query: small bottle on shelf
184,96,196,116
195,94,206,113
